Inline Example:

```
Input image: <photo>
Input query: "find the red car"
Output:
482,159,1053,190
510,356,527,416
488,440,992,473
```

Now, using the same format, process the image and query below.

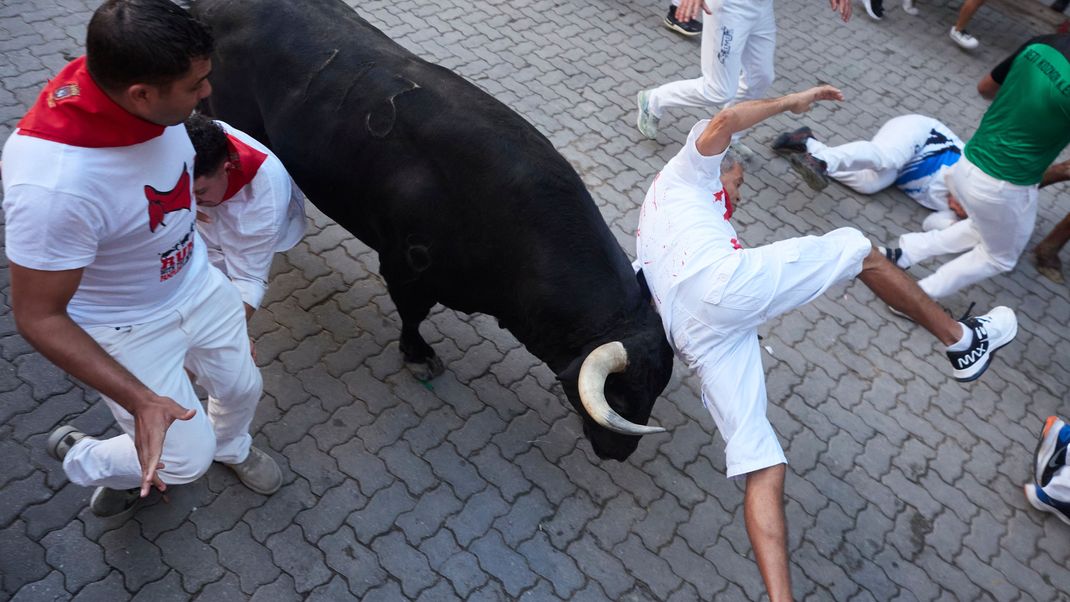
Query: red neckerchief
16,56,165,148
221,133,268,202
714,188,734,221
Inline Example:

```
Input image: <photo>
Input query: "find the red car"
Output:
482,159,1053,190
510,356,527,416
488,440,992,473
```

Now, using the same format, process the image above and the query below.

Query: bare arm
10,262,195,497
977,74,1001,100
1040,159,1070,188
745,464,793,602
695,85,844,157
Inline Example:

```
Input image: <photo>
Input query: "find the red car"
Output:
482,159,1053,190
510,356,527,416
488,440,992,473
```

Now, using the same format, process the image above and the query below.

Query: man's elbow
977,76,1000,99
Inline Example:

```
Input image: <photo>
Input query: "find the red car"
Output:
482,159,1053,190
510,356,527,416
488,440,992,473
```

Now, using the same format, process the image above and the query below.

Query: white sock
947,322,973,351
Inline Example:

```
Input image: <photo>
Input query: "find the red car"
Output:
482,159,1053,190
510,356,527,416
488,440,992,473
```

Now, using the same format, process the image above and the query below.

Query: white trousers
898,156,1037,299
63,266,263,490
648,0,776,117
807,115,935,195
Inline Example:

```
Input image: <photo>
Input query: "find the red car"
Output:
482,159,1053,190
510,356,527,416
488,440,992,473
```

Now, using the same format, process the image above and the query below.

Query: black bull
192,0,674,461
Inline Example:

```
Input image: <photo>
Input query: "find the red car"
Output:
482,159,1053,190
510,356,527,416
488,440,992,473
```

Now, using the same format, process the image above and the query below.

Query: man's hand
675,0,711,23
133,395,196,497
829,0,852,21
785,85,844,114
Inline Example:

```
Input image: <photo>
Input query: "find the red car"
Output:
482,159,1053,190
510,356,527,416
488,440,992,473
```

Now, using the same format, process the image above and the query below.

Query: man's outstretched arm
695,85,844,157
10,262,195,497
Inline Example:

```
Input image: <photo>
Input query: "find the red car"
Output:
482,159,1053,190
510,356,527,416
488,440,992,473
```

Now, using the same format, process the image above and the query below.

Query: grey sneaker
225,446,282,495
636,90,659,140
786,153,829,191
47,425,89,462
90,487,141,518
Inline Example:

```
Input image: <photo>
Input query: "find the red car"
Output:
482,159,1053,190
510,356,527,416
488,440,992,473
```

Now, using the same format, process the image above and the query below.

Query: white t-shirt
197,122,306,309
2,126,207,327
636,120,743,336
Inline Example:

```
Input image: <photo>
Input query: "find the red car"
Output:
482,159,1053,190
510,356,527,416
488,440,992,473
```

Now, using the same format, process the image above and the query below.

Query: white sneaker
902,0,919,15
950,27,979,49
862,0,884,19
636,90,659,140
947,306,1016,382
922,210,961,232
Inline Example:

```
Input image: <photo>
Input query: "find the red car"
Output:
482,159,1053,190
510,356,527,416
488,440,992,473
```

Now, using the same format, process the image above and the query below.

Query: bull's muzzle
578,342,666,436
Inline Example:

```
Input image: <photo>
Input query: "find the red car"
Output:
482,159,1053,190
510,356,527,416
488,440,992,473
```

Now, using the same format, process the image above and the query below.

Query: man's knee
213,366,263,406
159,438,216,485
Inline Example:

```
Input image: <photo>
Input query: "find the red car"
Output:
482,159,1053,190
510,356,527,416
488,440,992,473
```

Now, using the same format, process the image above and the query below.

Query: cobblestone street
2,0,1069,599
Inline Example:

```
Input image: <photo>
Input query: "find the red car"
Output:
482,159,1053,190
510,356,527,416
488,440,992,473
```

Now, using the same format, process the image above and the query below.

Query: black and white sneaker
862,0,885,20
771,126,813,156
786,153,829,191
663,5,702,37
947,306,1017,382
878,246,910,269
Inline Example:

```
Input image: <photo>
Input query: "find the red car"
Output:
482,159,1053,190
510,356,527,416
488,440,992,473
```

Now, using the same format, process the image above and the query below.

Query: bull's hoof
405,355,445,382
1033,250,1064,284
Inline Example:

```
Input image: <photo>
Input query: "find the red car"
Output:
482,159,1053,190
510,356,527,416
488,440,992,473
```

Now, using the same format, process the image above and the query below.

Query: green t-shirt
965,34,1070,186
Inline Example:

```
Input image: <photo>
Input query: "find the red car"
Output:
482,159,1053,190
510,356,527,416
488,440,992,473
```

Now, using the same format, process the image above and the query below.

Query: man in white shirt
772,115,968,232
636,85,1017,601
2,0,280,519
184,113,307,322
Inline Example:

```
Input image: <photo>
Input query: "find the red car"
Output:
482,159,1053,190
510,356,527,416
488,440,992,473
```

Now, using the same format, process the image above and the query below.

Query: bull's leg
388,284,444,381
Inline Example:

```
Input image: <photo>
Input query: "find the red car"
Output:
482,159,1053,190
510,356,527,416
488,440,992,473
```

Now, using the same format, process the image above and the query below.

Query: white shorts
669,228,871,478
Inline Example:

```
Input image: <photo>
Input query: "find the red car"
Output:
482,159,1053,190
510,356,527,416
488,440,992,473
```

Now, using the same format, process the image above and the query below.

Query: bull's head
558,300,674,461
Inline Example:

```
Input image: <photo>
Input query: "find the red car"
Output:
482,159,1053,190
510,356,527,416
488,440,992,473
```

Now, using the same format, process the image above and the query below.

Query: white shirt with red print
196,121,306,310
1,56,206,327
636,119,743,336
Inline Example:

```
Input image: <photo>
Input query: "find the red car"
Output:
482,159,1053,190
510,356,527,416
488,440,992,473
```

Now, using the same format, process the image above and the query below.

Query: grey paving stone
10,570,67,602
156,522,224,592
0,521,48,594
210,521,280,595
347,481,416,544
249,573,301,602
266,524,332,594
395,484,463,544
469,529,537,598
242,478,317,543
70,571,129,602
371,530,437,598
294,480,366,543
283,435,344,496
99,521,167,591
131,571,187,602
42,520,108,594
445,487,509,547
192,573,244,602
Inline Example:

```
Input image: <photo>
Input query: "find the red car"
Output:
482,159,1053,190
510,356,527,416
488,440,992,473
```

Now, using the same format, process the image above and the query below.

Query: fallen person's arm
10,262,195,498
696,85,844,157
1040,159,1070,188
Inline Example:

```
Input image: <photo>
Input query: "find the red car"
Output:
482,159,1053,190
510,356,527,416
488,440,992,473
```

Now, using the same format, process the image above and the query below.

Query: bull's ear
636,269,653,302
556,353,584,391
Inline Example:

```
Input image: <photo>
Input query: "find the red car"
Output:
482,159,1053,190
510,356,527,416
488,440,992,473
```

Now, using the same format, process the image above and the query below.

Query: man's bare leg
954,0,986,31
745,464,792,602
857,247,963,345
1033,212,1070,283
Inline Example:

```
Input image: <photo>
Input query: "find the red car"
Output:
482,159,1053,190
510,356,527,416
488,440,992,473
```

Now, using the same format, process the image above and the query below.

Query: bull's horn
578,342,666,436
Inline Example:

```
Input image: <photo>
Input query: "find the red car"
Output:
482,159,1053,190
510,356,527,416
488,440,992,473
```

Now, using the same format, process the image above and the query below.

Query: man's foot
90,487,142,518
636,90,659,140
1024,483,1070,526
225,446,282,495
46,425,89,462
786,153,829,191
663,5,702,36
902,0,919,15
1033,247,1064,283
878,246,910,269
922,210,961,232
771,127,813,156
946,306,1017,382
1034,416,1070,487
950,27,979,49
862,0,884,20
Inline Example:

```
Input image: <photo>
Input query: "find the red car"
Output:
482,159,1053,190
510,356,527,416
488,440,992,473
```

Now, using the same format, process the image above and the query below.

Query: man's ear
126,83,153,106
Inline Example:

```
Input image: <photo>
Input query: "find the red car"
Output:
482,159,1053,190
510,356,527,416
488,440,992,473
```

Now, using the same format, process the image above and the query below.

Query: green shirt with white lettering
965,34,1070,186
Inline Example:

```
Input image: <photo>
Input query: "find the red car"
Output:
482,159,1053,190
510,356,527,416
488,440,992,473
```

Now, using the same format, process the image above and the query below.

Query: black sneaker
90,487,142,518
771,127,813,156
947,306,1017,382
664,5,702,37
786,153,829,191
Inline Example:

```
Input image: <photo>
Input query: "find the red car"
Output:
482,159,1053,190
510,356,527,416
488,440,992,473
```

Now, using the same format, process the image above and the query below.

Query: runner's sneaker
946,306,1017,382
1034,416,1070,487
771,126,813,156
636,90,659,140
1024,483,1070,526
902,0,919,15
786,153,829,191
878,246,910,269
90,487,142,518
862,0,884,20
950,27,979,49
47,425,89,461
663,5,702,36
225,446,282,495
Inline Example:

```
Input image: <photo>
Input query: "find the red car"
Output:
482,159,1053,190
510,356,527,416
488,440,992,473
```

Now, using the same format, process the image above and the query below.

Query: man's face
720,162,745,205
193,162,230,207
135,58,213,126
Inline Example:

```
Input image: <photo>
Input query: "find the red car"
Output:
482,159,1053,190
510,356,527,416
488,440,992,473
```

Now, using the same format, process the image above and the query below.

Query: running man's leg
1034,211,1070,282
731,0,776,105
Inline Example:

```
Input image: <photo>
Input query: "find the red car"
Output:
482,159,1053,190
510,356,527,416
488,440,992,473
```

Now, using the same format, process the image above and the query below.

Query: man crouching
635,85,1017,600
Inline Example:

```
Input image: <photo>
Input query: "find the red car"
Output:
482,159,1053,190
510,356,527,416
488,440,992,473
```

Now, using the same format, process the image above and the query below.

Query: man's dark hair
86,0,213,91
185,113,229,178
